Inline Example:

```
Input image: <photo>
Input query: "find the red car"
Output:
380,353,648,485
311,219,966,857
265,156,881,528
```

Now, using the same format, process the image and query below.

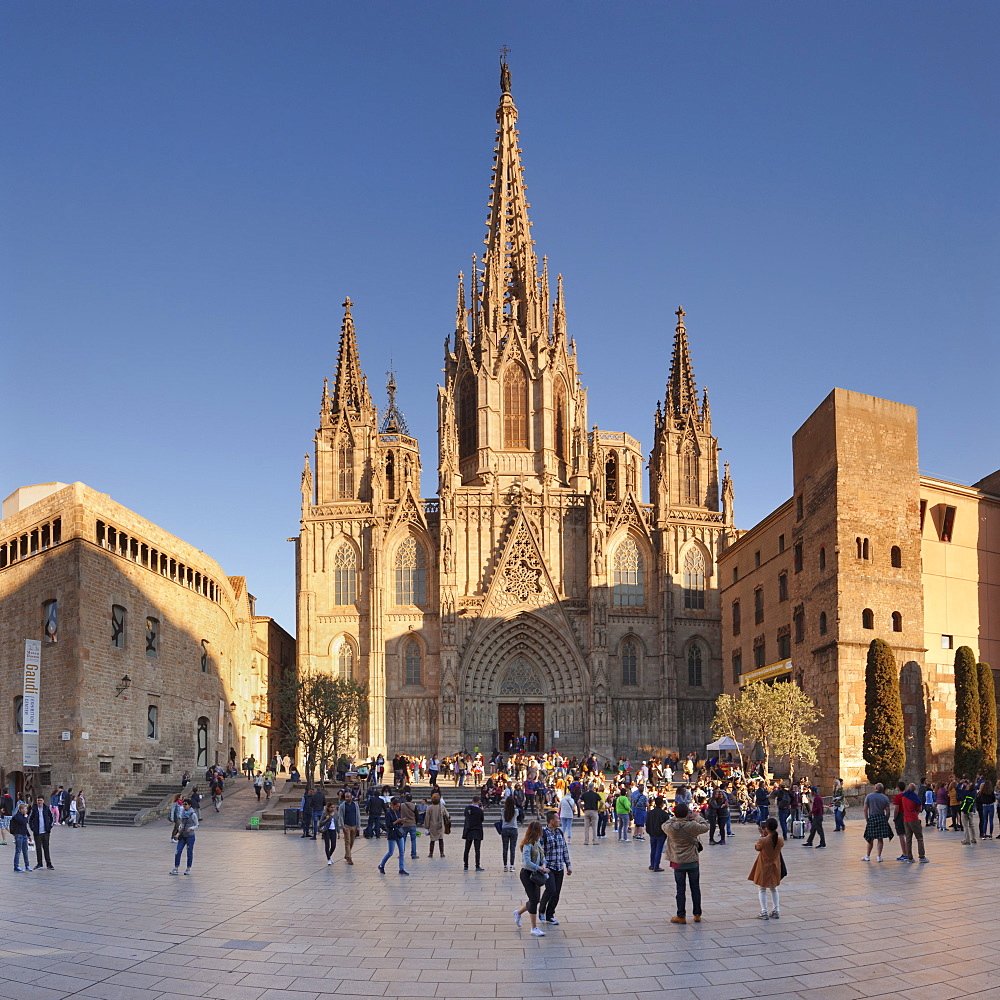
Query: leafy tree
978,662,997,781
769,682,822,780
954,646,981,778
712,681,820,778
277,673,369,785
863,638,906,787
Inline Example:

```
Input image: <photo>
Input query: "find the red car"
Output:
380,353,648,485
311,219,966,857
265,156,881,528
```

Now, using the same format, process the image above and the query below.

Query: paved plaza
1,783,997,1000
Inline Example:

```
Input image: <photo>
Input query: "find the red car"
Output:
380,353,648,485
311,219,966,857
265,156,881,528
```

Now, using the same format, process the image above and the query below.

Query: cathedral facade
295,62,734,760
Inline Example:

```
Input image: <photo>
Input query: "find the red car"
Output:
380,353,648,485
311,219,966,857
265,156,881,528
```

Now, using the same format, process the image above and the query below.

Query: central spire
330,297,372,418
480,55,542,339
667,306,700,424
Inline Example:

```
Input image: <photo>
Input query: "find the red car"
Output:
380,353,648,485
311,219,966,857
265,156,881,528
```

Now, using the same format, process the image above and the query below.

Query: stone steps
84,783,184,827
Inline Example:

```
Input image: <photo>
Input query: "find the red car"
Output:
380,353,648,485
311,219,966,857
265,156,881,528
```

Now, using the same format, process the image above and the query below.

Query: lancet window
503,365,528,449
612,537,644,607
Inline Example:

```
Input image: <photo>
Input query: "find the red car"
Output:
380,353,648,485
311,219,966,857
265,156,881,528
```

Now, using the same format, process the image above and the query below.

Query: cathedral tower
297,59,727,760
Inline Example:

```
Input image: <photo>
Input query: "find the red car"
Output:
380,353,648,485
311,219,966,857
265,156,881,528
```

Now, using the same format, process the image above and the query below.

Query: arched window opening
196,717,209,768
386,452,396,500
554,382,567,462
42,599,57,643
613,537,643,607
621,640,638,686
683,548,706,610
892,611,903,632
111,604,126,648
605,452,618,501
862,538,870,560
862,608,875,629
503,365,528,449
819,611,828,635
147,705,159,740
458,375,478,460
337,639,355,681
682,440,699,506
856,537,863,559
687,644,703,687
395,536,427,606
200,639,209,673
333,543,357,606
404,638,422,686
337,442,355,499
145,617,159,658
891,545,902,568
819,546,826,571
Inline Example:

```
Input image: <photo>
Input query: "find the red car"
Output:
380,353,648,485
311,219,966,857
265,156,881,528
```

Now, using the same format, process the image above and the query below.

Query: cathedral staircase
85,782,183,827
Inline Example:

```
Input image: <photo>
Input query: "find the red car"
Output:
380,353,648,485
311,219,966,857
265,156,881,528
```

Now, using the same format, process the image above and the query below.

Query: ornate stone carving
498,657,544,696
496,522,545,607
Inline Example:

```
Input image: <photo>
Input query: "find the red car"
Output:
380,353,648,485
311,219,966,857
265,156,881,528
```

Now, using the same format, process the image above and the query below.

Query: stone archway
459,611,588,753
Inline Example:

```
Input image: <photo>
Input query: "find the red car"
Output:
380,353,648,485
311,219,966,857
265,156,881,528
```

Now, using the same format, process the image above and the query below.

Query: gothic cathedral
296,61,735,760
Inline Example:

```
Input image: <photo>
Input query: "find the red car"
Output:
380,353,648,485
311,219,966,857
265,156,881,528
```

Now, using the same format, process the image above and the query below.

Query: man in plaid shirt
539,810,573,925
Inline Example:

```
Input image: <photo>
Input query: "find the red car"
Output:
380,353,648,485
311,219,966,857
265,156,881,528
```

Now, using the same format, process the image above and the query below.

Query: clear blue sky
4,2,998,631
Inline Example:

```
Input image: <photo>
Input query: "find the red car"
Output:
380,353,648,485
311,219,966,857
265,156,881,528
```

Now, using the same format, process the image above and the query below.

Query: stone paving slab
2,787,999,1000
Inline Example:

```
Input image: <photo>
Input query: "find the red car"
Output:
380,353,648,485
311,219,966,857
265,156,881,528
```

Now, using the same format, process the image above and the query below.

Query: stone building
719,387,1000,786
0,482,292,807
295,61,734,760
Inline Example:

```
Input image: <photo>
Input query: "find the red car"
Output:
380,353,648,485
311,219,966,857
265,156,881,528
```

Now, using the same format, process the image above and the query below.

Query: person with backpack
614,787,632,842
631,785,648,841
959,780,978,845
538,810,572,926
499,794,519,871
462,796,485,871
365,787,384,839
707,787,730,845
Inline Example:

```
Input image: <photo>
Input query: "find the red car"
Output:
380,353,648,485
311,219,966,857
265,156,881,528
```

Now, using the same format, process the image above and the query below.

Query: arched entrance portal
497,657,545,752
460,612,588,754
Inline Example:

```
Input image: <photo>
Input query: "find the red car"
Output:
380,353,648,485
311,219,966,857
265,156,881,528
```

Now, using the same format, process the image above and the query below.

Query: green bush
977,661,996,781
954,646,981,778
863,638,905,787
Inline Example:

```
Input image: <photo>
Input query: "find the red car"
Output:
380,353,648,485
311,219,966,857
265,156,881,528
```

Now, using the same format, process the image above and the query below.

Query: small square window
942,634,954,650
160,763,171,775
99,761,112,773
132,762,144,774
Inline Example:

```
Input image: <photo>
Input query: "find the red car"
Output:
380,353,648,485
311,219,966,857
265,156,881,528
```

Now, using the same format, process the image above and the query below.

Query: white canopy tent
706,736,744,752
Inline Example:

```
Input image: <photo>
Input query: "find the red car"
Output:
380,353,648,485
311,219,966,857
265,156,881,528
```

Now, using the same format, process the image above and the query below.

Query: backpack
777,790,792,809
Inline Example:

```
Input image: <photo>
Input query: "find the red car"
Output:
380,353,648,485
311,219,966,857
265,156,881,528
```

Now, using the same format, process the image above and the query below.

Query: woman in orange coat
748,816,784,919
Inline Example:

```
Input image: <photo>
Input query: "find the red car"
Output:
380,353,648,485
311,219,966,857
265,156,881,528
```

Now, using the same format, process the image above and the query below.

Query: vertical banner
23,639,41,767
218,699,224,744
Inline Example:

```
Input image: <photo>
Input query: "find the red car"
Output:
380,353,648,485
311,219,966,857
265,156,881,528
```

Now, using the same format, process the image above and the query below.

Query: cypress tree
954,646,981,778
863,638,906,787
977,661,997,781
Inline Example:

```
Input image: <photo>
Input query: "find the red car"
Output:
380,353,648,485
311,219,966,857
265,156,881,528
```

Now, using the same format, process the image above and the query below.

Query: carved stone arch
387,529,433,607
679,536,713,583
608,529,651,608
328,633,358,681
461,611,586,704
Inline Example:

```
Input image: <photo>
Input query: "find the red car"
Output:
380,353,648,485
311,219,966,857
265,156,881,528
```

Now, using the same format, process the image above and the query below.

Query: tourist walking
75,791,87,828
378,798,409,875
424,790,449,858
28,796,55,869
500,795,519,871
665,802,709,924
900,782,928,862
337,789,360,865
319,802,340,865
803,786,826,848
646,796,669,871
399,793,419,860
959,782,978,844
539,811,572,925
557,792,575,841
707,787,730,845
0,790,11,847
832,778,846,831
861,782,892,862
977,779,995,839
614,787,632,842
513,820,549,936
169,799,198,875
462,796,485,870
935,782,949,831
631,785,648,841
749,816,784,918
10,803,32,872
580,784,601,845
